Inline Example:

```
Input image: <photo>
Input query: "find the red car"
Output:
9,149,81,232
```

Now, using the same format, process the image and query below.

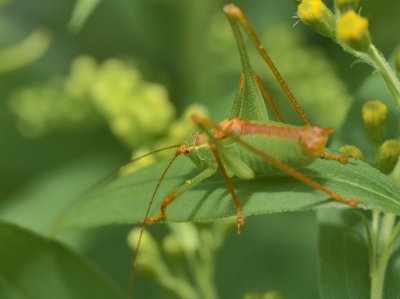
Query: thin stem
370,213,396,299
388,219,400,248
371,211,380,263
367,45,400,110
338,41,400,111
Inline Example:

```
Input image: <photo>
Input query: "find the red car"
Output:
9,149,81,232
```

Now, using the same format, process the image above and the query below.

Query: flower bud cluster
361,100,400,174
127,219,234,298
9,56,176,149
295,0,372,53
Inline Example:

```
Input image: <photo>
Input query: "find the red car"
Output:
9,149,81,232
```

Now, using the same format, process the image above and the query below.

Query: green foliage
317,209,370,298
51,149,400,234
2,1,400,299
9,56,176,147
317,209,400,299
0,221,124,299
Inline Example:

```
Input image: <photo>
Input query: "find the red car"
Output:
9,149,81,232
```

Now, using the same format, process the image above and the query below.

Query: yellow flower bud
337,0,359,12
362,101,387,145
298,0,336,38
337,10,371,52
376,140,400,175
338,145,365,162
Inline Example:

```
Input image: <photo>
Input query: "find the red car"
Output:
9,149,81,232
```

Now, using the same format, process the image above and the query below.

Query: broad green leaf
51,148,400,234
0,221,124,299
317,209,370,298
317,209,400,299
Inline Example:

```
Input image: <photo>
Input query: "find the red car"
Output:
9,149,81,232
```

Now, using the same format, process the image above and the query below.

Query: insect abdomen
218,119,327,174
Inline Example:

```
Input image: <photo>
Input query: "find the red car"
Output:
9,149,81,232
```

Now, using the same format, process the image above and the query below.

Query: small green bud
298,0,336,38
126,228,162,278
162,234,182,256
338,145,365,162
362,101,387,145
376,140,400,175
337,10,371,52
263,290,284,299
167,223,200,254
337,0,359,13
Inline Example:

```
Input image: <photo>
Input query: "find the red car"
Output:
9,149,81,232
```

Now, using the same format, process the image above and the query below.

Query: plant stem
370,213,396,299
339,41,400,111
370,210,380,273
367,44,400,110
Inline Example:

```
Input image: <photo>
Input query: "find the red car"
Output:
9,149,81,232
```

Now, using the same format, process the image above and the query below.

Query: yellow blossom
298,0,336,38
337,10,371,52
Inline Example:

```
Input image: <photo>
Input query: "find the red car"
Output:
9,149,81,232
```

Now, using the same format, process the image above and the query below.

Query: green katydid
127,4,365,298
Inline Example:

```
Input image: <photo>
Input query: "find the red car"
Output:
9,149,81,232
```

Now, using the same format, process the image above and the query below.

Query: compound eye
183,148,190,156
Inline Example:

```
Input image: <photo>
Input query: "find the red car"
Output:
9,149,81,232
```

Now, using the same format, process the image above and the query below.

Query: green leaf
51,148,400,234
317,209,400,299
0,221,124,299
67,0,103,33
317,209,370,298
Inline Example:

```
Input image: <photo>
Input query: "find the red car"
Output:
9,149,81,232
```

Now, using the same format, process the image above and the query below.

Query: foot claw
322,152,357,164
236,217,244,235
347,198,367,208
139,218,154,225
339,155,357,164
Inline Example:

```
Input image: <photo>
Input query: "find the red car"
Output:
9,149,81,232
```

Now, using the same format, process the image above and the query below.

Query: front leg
141,165,218,225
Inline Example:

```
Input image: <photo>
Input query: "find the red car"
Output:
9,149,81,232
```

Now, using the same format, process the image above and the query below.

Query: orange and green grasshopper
128,4,365,298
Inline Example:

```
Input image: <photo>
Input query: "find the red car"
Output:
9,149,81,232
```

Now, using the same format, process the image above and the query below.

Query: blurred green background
0,0,399,298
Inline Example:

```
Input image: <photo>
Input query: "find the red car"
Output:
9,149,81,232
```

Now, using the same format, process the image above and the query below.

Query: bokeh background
0,0,399,298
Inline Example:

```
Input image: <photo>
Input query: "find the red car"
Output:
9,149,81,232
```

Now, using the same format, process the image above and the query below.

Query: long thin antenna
47,144,180,234
127,152,180,299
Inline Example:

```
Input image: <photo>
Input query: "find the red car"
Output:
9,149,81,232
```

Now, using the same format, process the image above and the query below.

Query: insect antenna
47,144,180,233
127,151,180,299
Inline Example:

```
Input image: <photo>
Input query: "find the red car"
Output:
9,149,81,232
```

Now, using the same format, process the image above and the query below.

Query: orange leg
254,74,285,123
233,136,366,208
194,113,366,209
224,5,310,126
321,151,357,164
140,166,218,225
209,142,244,235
